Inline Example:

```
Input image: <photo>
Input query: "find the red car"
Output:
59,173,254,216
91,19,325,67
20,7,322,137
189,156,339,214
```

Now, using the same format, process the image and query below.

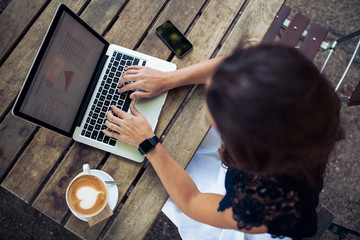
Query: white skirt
162,127,291,240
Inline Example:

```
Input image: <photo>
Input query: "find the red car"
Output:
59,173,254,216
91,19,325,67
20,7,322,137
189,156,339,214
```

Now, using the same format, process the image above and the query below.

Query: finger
110,105,129,119
119,70,136,86
104,120,122,133
124,65,143,71
129,103,142,117
130,91,153,99
103,129,122,140
122,69,141,75
118,83,137,93
118,73,132,87
118,75,141,89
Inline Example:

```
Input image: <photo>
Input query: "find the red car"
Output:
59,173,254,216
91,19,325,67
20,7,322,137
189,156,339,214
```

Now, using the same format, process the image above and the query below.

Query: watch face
140,139,154,153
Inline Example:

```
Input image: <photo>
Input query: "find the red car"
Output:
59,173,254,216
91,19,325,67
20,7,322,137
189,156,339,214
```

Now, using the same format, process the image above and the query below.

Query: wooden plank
1,128,71,203
0,0,48,63
64,155,141,240
262,4,291,43
0,114,36,179
80,0,127,34
104,86,210,240
0,0,88,119
279,12,310,46
105,0,167,49
300,23,328,60
217,0,285,56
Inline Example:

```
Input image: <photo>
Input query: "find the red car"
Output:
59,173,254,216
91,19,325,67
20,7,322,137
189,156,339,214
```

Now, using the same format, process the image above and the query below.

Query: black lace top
218,169,321,239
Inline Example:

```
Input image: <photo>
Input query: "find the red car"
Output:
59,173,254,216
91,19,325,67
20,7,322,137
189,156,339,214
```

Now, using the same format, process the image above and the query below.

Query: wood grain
105,0,167,49
80,0,127,34
0,0,48,63
1,128,71,203
217,0,285,56
0,114,36,179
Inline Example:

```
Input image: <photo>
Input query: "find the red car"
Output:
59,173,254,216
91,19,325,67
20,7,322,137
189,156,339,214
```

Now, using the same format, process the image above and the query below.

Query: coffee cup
66,164,109,218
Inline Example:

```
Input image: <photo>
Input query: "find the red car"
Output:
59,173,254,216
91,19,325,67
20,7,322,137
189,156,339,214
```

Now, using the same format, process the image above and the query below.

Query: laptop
12,4,176,162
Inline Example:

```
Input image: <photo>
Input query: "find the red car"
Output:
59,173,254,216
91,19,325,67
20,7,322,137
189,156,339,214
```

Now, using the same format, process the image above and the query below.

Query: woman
103,44,343,239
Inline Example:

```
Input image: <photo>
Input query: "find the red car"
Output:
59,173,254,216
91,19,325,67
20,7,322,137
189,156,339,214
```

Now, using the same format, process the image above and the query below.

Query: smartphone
155,20,193,57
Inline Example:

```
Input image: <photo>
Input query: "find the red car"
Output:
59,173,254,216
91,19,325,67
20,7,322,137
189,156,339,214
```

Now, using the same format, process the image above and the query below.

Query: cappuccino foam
67,175,107,216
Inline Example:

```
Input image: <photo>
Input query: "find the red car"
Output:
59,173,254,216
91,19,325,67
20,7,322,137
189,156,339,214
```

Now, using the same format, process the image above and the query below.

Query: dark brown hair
206,44,343,185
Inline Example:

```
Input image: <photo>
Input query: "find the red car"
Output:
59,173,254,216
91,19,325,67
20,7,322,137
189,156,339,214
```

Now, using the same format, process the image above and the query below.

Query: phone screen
156,20,193,57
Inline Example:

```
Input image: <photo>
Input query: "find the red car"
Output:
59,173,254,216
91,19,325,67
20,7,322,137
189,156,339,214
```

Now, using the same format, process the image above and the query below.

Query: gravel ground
1,0,359,239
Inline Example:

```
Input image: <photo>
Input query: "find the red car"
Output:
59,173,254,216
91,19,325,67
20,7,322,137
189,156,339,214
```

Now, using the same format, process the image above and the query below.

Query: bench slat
300,23,328,60
348,79,360,106
279,12,310,46
262,4,291,43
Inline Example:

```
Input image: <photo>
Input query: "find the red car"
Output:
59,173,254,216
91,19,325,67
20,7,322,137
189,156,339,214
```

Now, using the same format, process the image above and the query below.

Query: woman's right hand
118,65,171,99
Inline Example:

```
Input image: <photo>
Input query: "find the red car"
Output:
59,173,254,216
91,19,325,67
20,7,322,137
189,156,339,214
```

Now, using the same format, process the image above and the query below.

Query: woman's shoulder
218,169,319,238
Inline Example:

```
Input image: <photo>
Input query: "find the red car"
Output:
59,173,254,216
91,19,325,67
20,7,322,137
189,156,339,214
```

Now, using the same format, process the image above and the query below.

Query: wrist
164,70,185,90
138,136,160,155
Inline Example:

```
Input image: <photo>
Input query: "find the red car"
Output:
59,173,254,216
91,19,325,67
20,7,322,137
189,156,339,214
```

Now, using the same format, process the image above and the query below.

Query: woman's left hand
103,104,154,147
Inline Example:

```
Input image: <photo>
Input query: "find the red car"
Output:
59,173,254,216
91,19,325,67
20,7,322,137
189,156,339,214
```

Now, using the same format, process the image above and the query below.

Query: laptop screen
15,6,107,135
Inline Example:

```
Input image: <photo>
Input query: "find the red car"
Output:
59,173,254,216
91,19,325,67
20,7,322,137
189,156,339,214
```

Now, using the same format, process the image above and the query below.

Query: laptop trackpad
133,93,167,129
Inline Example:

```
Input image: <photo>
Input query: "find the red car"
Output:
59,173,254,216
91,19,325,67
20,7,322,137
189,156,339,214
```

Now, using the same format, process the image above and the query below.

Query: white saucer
71,170,119,221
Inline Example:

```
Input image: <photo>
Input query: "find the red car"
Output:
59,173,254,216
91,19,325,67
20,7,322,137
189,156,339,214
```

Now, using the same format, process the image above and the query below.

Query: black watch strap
138,136,159,155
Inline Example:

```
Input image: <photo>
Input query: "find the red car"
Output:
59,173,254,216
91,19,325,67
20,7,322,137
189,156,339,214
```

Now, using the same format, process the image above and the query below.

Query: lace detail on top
218,169,318,238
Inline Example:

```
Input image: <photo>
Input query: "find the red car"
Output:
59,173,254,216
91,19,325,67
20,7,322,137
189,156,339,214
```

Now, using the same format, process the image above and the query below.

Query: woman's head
206,44,343,176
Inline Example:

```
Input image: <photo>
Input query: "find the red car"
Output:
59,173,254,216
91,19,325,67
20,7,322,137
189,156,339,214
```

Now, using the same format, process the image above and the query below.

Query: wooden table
0,0,284,239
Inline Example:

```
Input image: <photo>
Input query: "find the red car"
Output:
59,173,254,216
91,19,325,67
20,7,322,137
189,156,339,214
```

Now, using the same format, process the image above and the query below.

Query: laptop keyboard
80,50,146,146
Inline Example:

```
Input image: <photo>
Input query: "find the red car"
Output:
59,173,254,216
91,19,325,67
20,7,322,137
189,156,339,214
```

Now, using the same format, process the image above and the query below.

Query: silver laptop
12,4,176,162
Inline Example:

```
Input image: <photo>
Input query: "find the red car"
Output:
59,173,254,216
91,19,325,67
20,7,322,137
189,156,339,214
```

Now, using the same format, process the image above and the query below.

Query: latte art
67,174,108,217
77,186,103,209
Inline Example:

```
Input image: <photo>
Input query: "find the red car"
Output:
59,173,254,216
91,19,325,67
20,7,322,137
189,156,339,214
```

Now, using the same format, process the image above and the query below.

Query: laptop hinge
75,54,109,127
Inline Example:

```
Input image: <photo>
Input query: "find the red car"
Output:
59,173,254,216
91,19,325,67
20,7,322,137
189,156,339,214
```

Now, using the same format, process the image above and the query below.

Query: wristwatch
138,136,159,155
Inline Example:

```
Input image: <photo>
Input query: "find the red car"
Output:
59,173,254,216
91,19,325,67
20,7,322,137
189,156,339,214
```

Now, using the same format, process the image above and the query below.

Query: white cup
66,164,109,218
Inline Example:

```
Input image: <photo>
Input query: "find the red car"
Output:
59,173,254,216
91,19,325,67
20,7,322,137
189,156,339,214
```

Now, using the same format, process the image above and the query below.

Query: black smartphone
155,20,193,57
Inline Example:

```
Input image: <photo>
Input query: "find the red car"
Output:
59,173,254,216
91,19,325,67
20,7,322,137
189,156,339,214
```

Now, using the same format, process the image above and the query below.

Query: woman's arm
145,142,267,233
118,56,226,99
